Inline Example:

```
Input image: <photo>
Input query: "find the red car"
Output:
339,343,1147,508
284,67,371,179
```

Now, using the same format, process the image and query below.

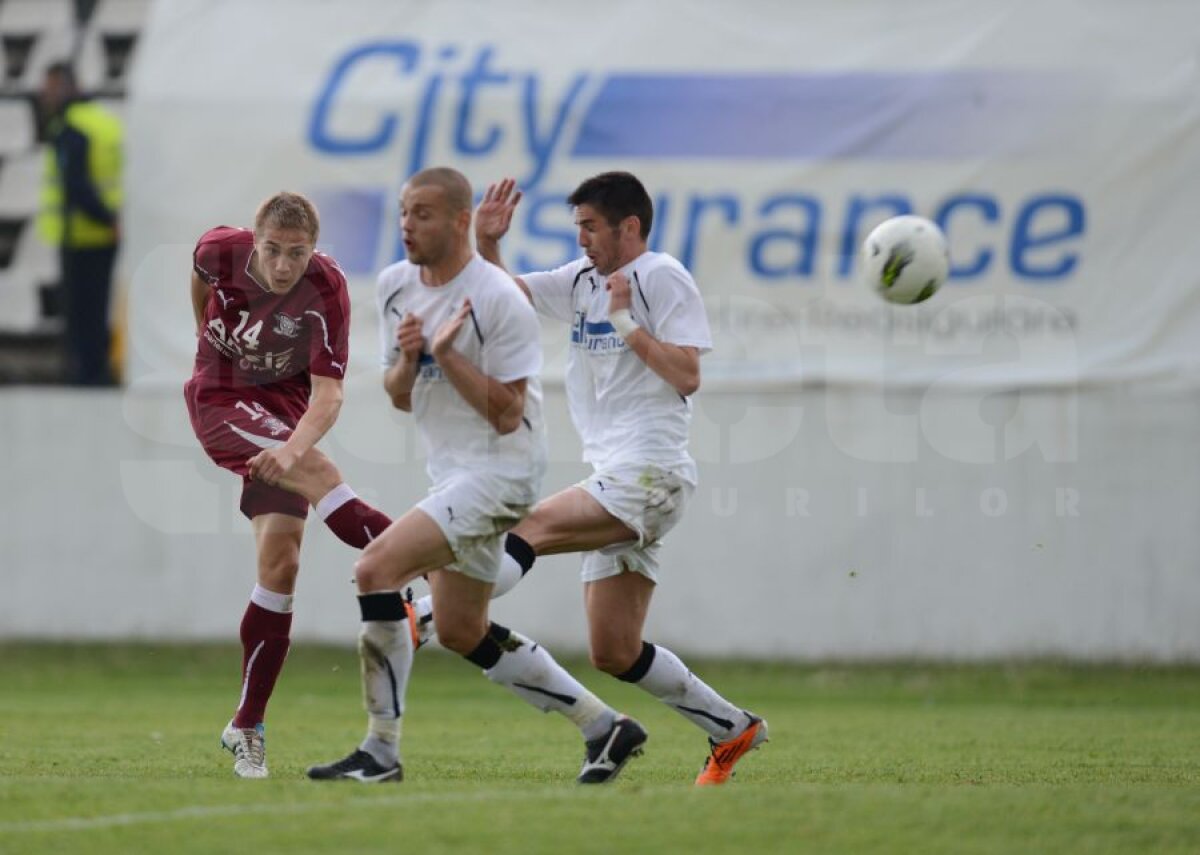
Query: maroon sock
232,602,293,728
323,498,392,549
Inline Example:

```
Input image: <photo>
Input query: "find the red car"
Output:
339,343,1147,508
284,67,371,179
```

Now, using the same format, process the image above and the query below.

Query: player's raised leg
187,389,394,552
405,486,634,647
265,446,393,550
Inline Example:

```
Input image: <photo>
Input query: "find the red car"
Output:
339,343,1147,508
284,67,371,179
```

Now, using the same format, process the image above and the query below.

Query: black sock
505,533,536,576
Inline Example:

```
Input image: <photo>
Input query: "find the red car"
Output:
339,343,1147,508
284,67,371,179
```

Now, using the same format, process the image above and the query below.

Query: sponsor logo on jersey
571,317,627,353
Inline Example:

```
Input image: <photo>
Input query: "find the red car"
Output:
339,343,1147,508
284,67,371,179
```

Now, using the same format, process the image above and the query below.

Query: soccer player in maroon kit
184,192,395,778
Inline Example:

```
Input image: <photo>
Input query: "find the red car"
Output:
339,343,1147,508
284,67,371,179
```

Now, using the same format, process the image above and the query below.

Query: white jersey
521,251,711,474
377,255,547,486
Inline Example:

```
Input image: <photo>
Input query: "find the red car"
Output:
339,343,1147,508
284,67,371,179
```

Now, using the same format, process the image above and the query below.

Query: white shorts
578,463,695,584
417,471,537,583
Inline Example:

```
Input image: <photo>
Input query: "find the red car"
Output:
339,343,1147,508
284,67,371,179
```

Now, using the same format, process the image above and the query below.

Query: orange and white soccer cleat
694,714,768,786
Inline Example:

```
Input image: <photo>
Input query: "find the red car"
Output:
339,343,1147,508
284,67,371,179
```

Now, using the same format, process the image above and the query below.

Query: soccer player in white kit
468,171,768,785
307,168,645,785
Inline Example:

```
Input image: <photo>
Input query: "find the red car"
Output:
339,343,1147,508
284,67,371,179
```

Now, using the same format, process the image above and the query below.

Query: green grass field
1,643,1198,854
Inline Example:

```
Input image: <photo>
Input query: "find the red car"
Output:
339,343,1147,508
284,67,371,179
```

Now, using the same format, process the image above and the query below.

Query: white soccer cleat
221,721,268,779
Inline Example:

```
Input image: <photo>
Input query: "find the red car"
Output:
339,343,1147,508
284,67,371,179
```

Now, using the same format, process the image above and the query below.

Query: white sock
483,630,616,740
250,584,293,613
492,551,525,598
315,483,356,519
633,644,748,741
356,618,412,765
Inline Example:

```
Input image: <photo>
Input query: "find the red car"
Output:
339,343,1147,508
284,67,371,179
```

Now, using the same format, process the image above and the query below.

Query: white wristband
608,308,640,339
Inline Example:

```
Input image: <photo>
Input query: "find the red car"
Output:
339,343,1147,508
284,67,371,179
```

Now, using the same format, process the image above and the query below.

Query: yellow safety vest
38,101,123,249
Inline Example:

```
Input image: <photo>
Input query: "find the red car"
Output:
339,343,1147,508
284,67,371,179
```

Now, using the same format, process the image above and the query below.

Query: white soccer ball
861,215,949,305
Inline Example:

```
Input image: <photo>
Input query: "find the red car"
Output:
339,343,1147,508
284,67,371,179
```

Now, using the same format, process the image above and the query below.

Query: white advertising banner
123,0,1200,390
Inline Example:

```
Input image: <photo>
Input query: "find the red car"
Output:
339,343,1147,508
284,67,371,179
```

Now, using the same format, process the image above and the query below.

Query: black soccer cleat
306,749,402,783
577,716,648,784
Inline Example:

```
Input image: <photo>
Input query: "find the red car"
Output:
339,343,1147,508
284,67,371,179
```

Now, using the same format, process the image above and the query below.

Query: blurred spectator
37,61,122,386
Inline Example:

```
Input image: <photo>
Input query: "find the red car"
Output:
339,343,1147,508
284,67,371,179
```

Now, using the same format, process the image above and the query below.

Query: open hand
475,178,522,244
431,300,472,360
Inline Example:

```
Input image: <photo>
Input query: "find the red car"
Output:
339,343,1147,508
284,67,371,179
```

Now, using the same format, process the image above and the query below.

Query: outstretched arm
475,178,532,303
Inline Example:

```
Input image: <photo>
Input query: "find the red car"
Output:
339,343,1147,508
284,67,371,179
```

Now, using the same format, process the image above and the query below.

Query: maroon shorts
184,379,310,520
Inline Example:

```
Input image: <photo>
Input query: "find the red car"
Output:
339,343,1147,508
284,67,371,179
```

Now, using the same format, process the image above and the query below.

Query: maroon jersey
190,226,350,409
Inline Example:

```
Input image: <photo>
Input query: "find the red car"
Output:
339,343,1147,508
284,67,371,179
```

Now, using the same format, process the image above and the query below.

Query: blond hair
255,191,320,241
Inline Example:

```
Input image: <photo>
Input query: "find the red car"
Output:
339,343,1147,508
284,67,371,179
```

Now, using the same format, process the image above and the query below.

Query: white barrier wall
3,384,1198,660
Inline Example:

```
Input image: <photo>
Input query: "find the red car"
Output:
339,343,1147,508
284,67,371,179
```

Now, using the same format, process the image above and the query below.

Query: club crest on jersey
272,313,302,338
261,414,290,436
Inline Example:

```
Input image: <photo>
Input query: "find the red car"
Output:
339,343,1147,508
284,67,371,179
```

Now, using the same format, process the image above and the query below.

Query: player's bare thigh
274,447,344,504
584,570,655,674
513,486,636,555
355,506,456,592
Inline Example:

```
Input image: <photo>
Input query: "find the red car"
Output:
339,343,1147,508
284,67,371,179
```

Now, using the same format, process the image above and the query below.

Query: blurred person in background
37,61,122,386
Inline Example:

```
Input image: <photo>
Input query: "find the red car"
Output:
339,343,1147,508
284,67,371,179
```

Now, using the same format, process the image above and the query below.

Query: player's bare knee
353,552,391,592
434,614,484,655
297,448,342,494
435,624,476,655
260,552,300,591
589,644,637,676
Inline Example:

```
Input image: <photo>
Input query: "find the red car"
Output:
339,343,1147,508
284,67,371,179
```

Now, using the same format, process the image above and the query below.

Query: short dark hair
406,166,473,213
43,60,77,91
567,171,653,240
44,61,78,88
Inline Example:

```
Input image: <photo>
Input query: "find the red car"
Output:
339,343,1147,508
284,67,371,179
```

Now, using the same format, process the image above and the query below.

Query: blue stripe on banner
417,352,434,366
571,71,1075,159
307,188,387,274
584,321,615,335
